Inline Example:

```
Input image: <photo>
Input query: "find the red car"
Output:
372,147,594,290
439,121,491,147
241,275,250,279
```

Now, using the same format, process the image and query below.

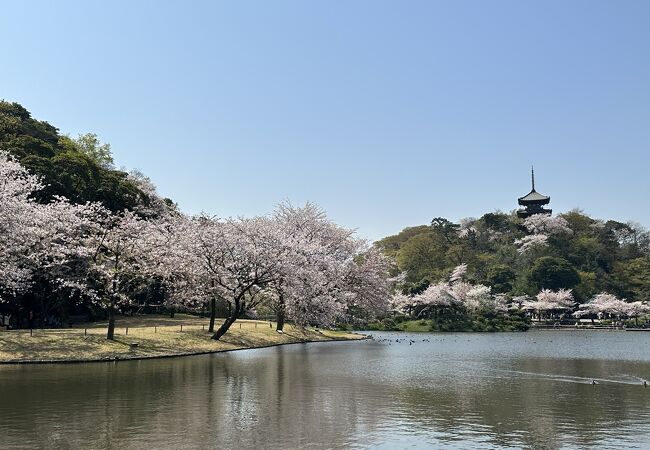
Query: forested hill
0,101,169,213
377,213,650,303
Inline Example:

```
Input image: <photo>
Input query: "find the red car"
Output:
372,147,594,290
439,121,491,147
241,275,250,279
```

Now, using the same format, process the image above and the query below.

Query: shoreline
356,326,650,333
0,334,369,365
0,315,367,365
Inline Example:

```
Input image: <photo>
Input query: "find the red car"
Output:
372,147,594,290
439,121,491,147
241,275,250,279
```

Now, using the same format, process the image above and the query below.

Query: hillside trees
381,209,650,304
0,101,156,213
70,133,114,169
529,257,581,291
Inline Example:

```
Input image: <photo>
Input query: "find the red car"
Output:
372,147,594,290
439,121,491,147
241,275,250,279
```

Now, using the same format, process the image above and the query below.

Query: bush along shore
0,315,365,364
353,311,531,333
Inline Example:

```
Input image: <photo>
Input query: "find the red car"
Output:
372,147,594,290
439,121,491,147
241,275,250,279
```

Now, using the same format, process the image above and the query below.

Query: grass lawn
397,320,433,332
0,314,365,363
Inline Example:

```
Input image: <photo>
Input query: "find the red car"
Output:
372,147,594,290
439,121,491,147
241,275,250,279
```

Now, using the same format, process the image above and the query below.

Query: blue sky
1,1,649,240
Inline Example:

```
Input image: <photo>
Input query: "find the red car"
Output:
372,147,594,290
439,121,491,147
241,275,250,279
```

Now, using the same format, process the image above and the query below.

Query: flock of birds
373,337,431,346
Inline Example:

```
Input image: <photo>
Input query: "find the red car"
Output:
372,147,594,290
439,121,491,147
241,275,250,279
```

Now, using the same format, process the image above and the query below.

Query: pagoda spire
531,166,535,191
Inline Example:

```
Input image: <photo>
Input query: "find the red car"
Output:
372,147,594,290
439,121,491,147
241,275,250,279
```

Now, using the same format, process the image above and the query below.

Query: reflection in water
0,331,649,449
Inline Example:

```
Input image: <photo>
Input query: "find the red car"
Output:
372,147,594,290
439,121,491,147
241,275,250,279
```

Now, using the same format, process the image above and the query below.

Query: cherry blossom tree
137,213,199,316
572,293,648,324
391,264,498,317
523,215,572,235
21,199,106,321
574,293,622,319
269,202,391,330
181,214,292,340
82,210,150,339
0,152,44,297
270,202,354,330
415,282,458,315
449,264,468,283
514,234,549,254
626,301,650,326
0,152,105,321
128,170,176,219
340,245,392,323
516,215,572,254
523,288,575,320
175,216,228,333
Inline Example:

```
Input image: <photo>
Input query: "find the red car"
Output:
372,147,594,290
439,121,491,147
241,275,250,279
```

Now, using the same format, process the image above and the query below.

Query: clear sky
1,1,649,241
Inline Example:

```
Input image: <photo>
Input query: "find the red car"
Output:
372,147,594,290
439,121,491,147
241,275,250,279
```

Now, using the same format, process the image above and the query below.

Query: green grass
0,314,365,363
397,320,432,332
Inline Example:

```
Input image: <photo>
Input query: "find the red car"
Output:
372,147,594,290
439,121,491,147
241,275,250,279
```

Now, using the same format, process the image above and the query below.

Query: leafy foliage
379,209,650,304
0,101,155,213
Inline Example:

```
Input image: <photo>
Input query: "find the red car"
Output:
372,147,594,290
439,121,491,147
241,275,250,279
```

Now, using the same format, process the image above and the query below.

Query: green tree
71,133,114,169
611,257,650,301
486,265,516,293
0,101,144,213
376,225,430,258
396,232,448,283
529,256,581,291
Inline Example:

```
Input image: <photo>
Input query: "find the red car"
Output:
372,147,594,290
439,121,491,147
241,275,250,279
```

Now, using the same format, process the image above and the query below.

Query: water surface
1,330,649,449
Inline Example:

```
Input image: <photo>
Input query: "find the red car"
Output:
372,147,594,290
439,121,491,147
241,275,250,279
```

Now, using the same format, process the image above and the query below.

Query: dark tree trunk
212,300,242,341
208,297,216,332
107,256,120,340
276,294,285,332
107,296,116,340
212,314,236,340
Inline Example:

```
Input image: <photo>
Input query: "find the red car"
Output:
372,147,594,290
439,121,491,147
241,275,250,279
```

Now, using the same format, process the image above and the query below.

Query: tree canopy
0,101,161,213
377,210,650,303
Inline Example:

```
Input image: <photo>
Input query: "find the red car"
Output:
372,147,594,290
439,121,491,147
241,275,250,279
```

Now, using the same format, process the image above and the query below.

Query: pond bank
358,315,531,333
0,314,366,364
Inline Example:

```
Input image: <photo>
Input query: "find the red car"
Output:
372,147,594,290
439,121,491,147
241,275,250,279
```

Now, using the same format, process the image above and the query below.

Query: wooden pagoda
517,167,551,218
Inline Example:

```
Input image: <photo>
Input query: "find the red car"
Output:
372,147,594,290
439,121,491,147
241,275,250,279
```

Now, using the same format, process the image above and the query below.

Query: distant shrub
394,314,409,323
381,317,398,330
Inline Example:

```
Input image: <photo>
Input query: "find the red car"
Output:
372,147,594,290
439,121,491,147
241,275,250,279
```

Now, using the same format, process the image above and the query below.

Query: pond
1,330,649,449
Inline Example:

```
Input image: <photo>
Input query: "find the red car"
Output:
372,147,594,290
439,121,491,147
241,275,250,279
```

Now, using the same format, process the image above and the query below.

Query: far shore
355,321,650,333
0,314,367,365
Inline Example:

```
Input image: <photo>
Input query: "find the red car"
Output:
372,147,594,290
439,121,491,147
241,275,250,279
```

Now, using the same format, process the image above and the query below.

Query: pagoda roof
518,166,550,205
518,189,550,203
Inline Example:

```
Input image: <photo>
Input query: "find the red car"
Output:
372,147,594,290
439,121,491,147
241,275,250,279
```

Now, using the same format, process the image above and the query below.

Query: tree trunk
212,314,237,340
108,256,119,340
276,293,285,332
208,297,216,332
212,300,242,340
107,296,116,340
